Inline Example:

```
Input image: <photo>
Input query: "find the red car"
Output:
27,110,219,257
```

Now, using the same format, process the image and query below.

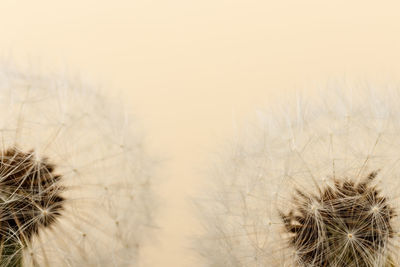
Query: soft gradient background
1,1,400,266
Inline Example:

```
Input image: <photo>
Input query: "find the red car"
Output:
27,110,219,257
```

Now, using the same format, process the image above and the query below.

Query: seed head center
280,171,396,266
347,233,354,240
371,205,379,213
0,147,65,242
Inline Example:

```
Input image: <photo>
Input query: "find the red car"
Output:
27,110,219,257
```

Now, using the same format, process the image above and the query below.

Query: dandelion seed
0,64,156,266
197,86,400,266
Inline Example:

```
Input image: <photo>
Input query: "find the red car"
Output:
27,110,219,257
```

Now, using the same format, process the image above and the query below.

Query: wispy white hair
0,64,156,266
196,84,400,266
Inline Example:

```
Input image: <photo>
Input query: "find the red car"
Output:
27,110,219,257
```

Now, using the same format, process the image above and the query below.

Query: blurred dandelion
0,64,156,266
197,86,400,266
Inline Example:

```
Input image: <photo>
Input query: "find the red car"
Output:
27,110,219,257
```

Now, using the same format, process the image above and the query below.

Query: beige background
1,1,400,266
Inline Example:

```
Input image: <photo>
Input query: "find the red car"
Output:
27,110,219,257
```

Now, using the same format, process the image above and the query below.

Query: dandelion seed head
0,63,155,266
198,85,400,266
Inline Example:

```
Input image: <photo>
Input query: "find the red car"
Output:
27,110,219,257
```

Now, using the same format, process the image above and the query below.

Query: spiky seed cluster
0,148,64,266
0,148,64,241
281,171,395,266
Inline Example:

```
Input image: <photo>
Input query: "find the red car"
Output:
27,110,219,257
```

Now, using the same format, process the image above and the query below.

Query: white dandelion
0,64,156,266
197,85,400,266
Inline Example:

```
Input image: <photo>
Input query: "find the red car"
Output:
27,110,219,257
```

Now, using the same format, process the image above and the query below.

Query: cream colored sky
1,1,400,266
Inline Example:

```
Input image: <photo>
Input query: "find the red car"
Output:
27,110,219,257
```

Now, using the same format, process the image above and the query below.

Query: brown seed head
0,147,64,243
280,171,396,266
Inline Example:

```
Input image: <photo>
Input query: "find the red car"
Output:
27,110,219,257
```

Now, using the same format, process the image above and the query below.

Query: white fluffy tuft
0,64,156,266
197,85,400,266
